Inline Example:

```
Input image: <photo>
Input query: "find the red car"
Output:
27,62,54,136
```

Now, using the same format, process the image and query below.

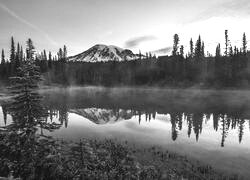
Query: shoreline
0,85,248,179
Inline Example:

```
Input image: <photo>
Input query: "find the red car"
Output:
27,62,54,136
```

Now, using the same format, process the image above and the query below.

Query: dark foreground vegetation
0,38,244,179
0,30,250,88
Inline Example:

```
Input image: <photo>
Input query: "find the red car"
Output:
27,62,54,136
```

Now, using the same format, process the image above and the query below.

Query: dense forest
0,30,249,88
0,36,246,179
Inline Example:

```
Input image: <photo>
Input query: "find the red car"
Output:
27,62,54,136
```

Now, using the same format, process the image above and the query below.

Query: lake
1,86,250,177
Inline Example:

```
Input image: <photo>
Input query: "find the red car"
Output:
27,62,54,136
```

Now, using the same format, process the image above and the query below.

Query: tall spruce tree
229,46,233,57
216,44,221,57
20,46,24,63
10,36,16,75
190,38,194,57
172,34,179,56
225,30,229,56
15,43,21,68
10,37,15,63
48,51,52,69
180,45,184,57
2,38,61,179
243,32,247,55
8,38,46,131
0,49,6,78
63,45,67,63
195,35,202,58
57,48,63,61
1,49,5,65
26,38,35,61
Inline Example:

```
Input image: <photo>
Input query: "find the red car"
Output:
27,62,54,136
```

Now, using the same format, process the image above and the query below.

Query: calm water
1,86,250,177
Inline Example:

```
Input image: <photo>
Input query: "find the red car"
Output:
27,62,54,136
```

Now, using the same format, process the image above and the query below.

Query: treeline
0,30,250,87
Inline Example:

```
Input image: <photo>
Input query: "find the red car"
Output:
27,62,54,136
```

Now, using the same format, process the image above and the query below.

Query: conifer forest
1,0,250,179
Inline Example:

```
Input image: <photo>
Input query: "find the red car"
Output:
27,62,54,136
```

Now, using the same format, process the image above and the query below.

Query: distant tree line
1,30,250,87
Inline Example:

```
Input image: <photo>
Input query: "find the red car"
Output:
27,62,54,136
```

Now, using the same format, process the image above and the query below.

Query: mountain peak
68,44,139,62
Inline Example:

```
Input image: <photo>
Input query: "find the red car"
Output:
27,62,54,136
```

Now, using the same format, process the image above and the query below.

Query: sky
1,0,250,57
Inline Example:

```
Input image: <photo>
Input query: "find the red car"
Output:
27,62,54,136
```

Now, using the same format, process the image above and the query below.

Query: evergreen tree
57,48,63,61
229,46,233,57
243,32,247,55
20,46,24,63
10,36,15,63
238,119,245,143
0,49,6,78
10,36,16,75
180,45,184,57
172,34,179,56
195,35,202,58
1,38,61,179
225,30,229,56
190,38,194,57
201,41,205,57
48,51,52,69
63,45,67,63
43,49,47,61
1,49,5,65
15,43,21,68
234,46,237,56
215,44,221,57
26,38,35,61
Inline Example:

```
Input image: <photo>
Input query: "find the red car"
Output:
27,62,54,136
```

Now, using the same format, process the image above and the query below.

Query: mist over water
1,86,250,177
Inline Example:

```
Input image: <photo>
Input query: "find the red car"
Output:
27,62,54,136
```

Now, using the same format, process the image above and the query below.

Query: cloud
0,2,58,46
189,0,250,23
152,47,172,54
125,35,156,48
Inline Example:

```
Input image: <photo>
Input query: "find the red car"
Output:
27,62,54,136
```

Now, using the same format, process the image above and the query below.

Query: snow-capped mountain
68,44,141,62
70,108,135,124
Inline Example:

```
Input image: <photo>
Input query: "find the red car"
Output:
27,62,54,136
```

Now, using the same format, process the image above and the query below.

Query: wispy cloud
152,47,172,54
125,35,156,48
0,2,58,46
189,0,250,23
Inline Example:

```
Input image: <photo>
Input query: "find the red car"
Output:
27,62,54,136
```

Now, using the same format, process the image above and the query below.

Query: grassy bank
55,138,241,180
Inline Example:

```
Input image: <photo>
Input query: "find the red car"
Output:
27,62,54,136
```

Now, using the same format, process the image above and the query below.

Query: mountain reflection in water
1,87,250,176
1,87,249,147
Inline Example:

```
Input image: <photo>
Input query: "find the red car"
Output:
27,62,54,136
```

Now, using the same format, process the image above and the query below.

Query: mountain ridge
68,44,143,62
69,108,134,124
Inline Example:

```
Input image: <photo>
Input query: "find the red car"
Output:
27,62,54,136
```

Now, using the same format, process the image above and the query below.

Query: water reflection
1,87,250,177
1,87,250,148
2,103,249,147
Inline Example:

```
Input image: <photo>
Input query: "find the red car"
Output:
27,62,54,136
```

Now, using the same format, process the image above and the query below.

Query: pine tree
1,49,5,65
4,39,61,178
57,48,63,61
8,62,46,131
201,41,205,57
190,38,194,57
225,30,229,56
234,46,237,56
180,45,184,57
10,36,15,63
243,32,247,55
43,49,47,61
63,45,67,63
172,34,179,56
15,43,21,68
0,49,6,78
20,46,24,63
229,46,233,57
10,36,16,75
195,35,202,58
26,38,35,61
216,43,221,57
